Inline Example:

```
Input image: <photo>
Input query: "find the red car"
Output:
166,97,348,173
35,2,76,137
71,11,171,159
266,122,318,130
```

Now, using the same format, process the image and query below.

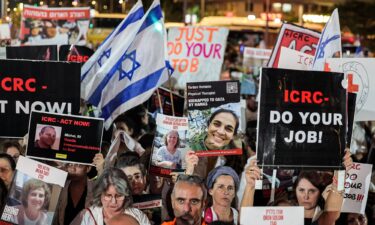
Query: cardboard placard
59,45,94,63
240,207,304,225
0,156,67,225
6,45,58,61
257,68,346,169
133,194,162,225
187,80,242,157
149,113,188,176
168,26,229,89
26,111,104,165
277,46,314,70
0,59,80,138
146,87,185,117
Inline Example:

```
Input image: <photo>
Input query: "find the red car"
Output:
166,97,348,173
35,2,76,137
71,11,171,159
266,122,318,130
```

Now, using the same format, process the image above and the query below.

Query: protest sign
146,87,185,118
0,24,11,40
341,163,373,214
243,47,272,60
167,26,229,89
59,45,94,63
267,23,320,68
6,45,58,60
326,58,375,121
149,113,188,176
133,194,162,225
19,5,90,45
277,46,314,70
0,59,80,138
240,206,304,225
187,80,242,157
0,156,67,225
257,68,346,169
26,111,104,165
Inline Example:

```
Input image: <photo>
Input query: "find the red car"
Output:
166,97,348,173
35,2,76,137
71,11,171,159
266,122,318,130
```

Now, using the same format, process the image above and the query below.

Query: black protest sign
26,111,104,165
146,87,185,117
257,68,346,169
6,45,58,60
59,45,94,63
0,59,80,137
347,93,356,148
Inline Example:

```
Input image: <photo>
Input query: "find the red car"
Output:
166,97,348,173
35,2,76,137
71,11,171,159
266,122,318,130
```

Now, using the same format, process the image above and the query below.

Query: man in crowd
35,126,57,149
162,175,207,225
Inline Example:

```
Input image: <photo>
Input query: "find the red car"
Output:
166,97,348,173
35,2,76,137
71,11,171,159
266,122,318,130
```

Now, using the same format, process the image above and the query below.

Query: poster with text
242,47,271,77
240,207,304,225
133,194,162,225
20,5,90,46
277,47,314,70
59,45,94,64
257,68,346,169
267,23,320,68
187,80,242,157
341,163,372,214
149,113,188,176
146,87,185,118
0,156,67,225
167,26,229,89
6,45,58,60
0,59,80,138
26,111,104,165
326,58,375,121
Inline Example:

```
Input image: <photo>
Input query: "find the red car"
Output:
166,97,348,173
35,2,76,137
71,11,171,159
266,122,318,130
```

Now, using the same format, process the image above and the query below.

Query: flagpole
156,88,164,114
168,77,175,116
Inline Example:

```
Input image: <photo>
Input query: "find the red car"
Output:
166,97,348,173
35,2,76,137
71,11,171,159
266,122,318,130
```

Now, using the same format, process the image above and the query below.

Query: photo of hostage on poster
26,111,104,165
257,68,347,169
187,80,242,157
1,156,67,225
149,114,188,177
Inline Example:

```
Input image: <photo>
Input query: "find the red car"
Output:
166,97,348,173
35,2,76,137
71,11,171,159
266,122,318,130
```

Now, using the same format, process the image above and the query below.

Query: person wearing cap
204,166,240,224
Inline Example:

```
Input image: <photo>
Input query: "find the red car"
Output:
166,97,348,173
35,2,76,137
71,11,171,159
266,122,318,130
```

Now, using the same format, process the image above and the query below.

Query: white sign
0,24,11,39
167,26,229,89
326,58,375,121
240,207,304,225
341,163,372,214
278,47,314,70
244,47,272,60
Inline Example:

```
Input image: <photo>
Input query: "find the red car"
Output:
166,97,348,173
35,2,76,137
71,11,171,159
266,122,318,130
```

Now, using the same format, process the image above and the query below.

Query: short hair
40,126,56,134
0,153,16,171
2,141,23,155
115,152,146,176
208,109,239,135
163,130,180,148
21,179,51,209
92,167,133,209
172,175,207,202
292,171,325,208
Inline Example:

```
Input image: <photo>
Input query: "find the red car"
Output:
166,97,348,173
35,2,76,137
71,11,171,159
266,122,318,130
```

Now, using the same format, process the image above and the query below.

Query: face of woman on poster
167,131,179,149
205,112,238,149
295,178,320,210
27,187,46,210
209,175,235,207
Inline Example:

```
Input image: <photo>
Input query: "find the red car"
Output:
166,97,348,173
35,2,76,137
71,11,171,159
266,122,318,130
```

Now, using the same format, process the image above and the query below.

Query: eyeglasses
177,174,205,184
102,194,125,202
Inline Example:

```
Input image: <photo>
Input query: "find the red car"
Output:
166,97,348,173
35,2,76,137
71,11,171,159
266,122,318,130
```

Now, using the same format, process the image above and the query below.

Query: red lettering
0,77,36,92
67,55,89,62
312,91,323,104
284,90,326,104
290,90,300,103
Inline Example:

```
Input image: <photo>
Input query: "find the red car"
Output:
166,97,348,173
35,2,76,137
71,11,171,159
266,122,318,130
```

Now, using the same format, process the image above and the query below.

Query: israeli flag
81,0,144,99
85,0,171,129
312,9,342,71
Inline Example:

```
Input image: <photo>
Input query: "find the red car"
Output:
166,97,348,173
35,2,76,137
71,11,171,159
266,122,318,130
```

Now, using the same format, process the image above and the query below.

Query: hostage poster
167,26,229,89
0,59,80,138
257,68,346,169
187,80,242,157
149,113,188,176
19,5,90,46
0,156,67,225
26,111,104,165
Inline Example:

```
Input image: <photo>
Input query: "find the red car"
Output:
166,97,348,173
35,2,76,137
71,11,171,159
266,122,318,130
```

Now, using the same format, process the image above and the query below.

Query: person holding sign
204,166,240,224
155,130,182,169
10,179,51,225
70,168,150,225
190,109,240,151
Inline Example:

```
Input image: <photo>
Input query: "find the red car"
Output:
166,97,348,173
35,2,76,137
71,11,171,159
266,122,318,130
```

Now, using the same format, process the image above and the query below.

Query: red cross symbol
324,62,331,72
347,73,359,93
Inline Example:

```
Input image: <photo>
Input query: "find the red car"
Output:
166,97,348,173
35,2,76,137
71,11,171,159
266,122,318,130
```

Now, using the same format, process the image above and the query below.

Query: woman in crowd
204,166,240,224
155,130,182,169
70,167,150,225
0,153,16,190
11,179,51,225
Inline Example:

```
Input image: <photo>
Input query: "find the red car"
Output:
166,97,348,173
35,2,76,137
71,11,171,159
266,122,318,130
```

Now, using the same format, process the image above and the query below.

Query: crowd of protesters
0,91,373,225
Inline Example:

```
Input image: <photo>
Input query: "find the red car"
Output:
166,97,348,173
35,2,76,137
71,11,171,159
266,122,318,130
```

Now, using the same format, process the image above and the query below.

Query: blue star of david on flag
97,49,111,67
317,34,340,59
118,50,141,81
